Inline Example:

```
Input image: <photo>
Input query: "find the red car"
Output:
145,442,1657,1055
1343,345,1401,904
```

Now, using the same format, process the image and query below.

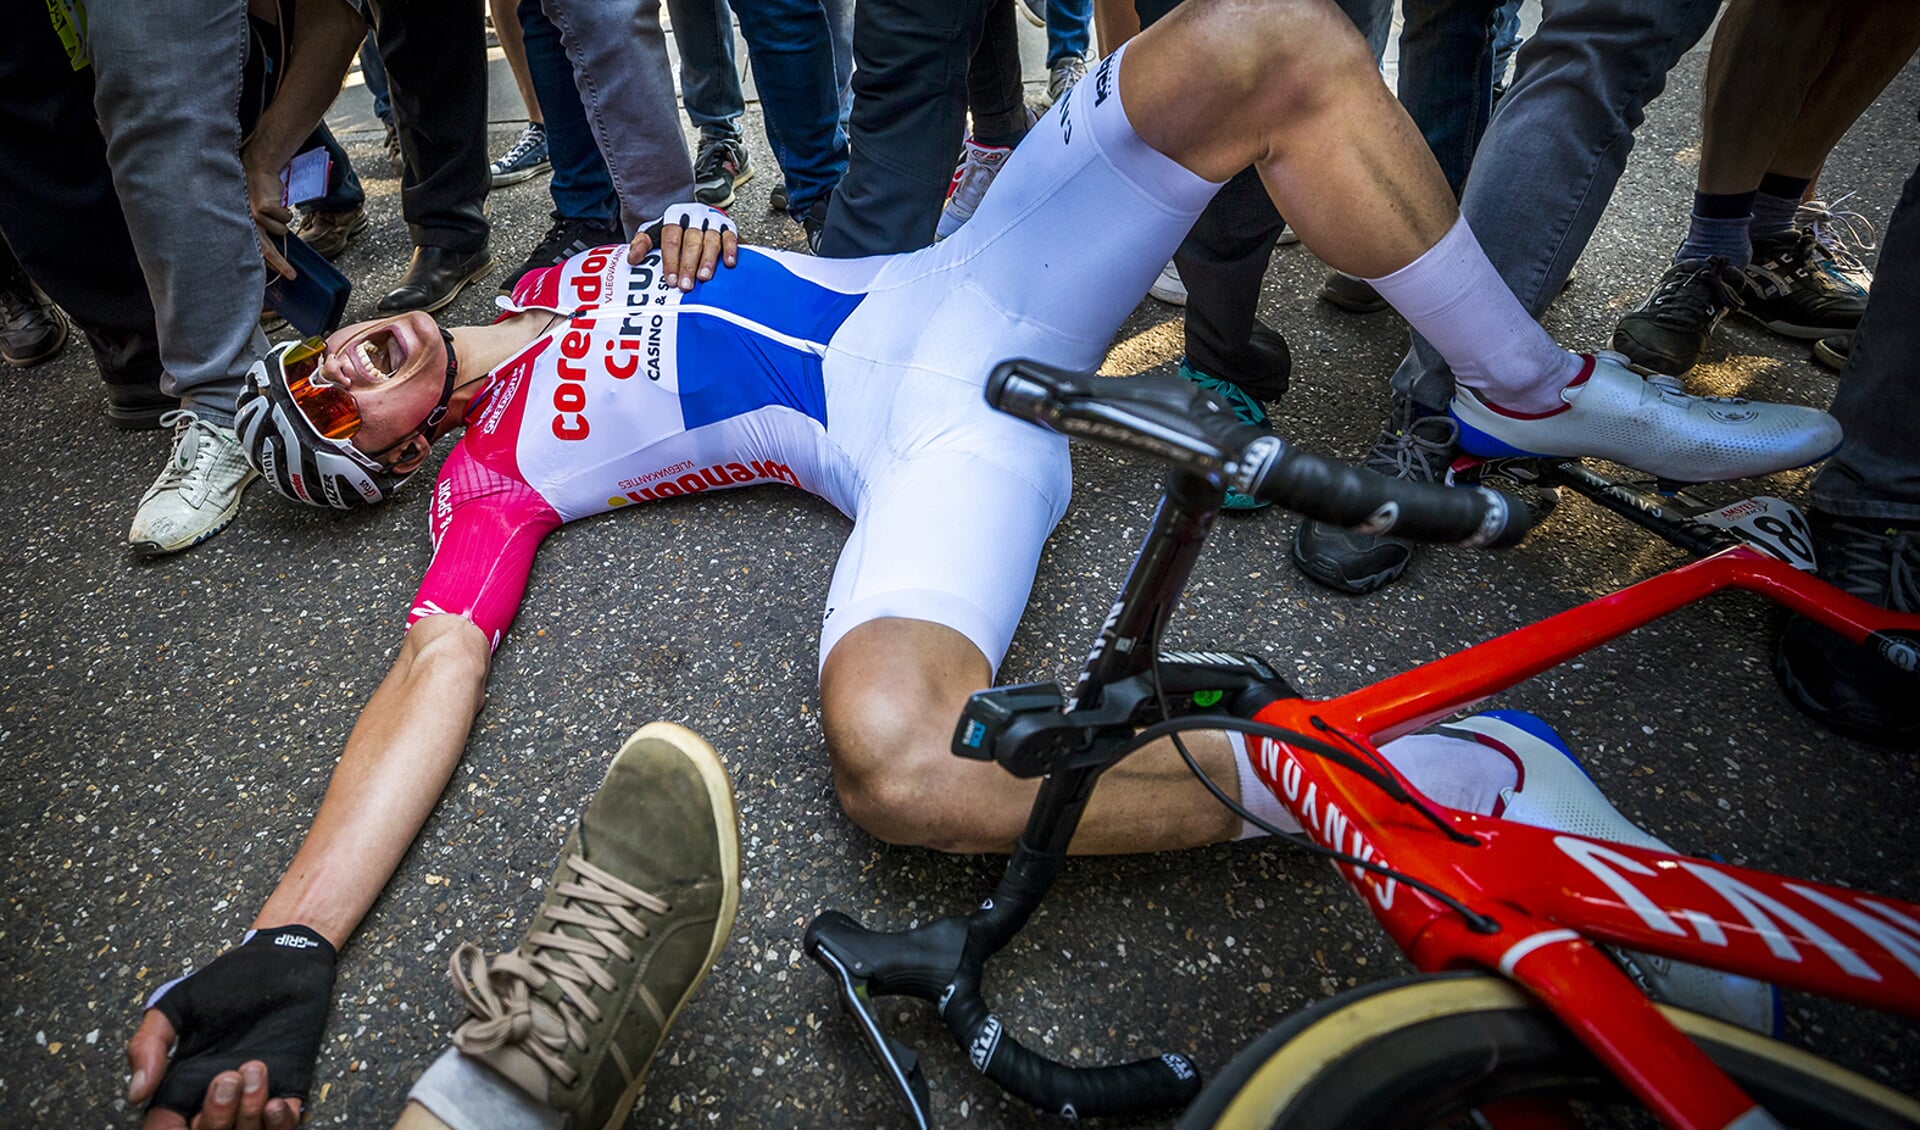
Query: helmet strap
418,326,462,443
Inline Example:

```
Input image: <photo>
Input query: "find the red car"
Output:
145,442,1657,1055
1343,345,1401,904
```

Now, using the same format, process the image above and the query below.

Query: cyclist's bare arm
126,615,490,1124
250,613,492,943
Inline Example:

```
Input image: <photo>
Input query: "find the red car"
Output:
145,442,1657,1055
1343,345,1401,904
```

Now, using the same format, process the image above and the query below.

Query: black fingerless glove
146,925,337,1117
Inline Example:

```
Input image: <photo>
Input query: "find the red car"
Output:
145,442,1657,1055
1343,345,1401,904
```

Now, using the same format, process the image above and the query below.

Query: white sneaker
1148,260,1187,306
1038,54,1089,110
1438,712,1781,1037
129,410,257,557
1449,351,1841,483
935,138,1013,241
1277,223,1300,246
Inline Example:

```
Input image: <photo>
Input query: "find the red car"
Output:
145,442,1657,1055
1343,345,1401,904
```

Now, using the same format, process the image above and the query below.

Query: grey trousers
1388,0,1720,411
541,0,696,236
1813,144,1920,522
87,0,262,425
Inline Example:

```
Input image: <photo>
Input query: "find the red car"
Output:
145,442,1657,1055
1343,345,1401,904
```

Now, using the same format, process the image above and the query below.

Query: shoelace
496,124,547,169
1796,193,1878,277
694,137,741,180
1053,56,1088,90
151,410,214,494
450,854,670,1086
1825,521,1918,612
1649,260,1742,322
1361,411,1457,482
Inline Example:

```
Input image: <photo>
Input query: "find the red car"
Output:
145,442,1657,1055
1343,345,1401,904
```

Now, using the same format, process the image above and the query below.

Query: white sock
407,1048,565,1130
1230,732,1299,838
1364,217,1584,414
1229,730,1517,840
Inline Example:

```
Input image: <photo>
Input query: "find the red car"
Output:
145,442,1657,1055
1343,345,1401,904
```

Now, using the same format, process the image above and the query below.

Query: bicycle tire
1177,972,1920,1130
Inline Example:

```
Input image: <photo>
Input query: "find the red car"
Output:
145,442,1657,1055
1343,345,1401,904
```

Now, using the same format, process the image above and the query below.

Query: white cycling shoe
1449,351,1841,483
1435,711,1783,1037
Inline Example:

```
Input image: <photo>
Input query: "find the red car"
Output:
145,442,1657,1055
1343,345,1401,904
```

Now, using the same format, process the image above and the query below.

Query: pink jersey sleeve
409,444,563,650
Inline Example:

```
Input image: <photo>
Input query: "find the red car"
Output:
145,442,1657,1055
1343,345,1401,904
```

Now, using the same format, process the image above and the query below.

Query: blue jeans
1045,0,1092,67
665,0,744,138
520,0,618,225
667,0,848,218
1390,0,1720,411
358,36,392,126
1814,138,1920,522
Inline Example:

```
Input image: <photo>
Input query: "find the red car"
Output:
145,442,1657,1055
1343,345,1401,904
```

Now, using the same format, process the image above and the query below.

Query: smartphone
264,232,353,337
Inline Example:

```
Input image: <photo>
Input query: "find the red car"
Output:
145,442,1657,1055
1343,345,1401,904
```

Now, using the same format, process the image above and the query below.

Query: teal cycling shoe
1176,360,1271,512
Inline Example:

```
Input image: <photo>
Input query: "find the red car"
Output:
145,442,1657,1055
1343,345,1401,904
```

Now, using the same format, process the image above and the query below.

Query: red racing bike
805,360,1920,1130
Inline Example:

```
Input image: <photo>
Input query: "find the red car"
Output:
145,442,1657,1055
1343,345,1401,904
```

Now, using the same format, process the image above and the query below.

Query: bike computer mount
952,651,1296,778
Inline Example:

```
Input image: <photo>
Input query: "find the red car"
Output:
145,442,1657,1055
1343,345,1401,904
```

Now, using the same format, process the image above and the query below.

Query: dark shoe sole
1740,308,1861,341
376,254,496,315
1,317,69,367
106,395,181,430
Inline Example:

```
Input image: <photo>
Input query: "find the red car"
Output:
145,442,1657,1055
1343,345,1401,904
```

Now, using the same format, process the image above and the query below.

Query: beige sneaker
448,722,741,1129
128,410,256,557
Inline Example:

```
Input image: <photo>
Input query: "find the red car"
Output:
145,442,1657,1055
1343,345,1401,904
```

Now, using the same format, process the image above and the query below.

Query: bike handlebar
987,359,1539,549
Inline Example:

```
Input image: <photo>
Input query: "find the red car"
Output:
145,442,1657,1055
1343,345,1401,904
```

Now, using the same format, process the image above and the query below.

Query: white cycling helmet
235,334,457,510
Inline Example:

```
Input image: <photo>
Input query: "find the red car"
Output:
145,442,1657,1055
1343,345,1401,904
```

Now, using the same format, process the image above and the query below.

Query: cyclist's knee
824,704,1019,852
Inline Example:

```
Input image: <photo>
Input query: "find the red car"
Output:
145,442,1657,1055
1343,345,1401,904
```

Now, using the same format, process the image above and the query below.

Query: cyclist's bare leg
1119,0,1458,279
821,618,1242,854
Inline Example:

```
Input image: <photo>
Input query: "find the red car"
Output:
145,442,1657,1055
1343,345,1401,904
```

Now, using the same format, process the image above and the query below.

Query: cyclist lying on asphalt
126,0,1831,1123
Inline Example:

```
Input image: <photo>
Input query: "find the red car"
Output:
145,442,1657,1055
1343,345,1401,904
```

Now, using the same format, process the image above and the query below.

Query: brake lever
811,939,934,1129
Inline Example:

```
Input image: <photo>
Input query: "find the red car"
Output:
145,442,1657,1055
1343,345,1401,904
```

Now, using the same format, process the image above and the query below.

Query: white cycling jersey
409,44,1221,672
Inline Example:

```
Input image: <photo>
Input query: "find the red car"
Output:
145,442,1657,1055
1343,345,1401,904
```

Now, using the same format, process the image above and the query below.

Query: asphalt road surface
3,22,1916,1130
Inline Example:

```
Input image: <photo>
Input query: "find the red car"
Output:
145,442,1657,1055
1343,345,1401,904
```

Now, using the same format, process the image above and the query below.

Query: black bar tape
147,925,337,1117
1248,445,1533,547
943,987,1201,1118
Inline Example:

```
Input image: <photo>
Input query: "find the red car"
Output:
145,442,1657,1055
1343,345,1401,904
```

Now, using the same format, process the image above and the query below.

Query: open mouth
351,327,408,383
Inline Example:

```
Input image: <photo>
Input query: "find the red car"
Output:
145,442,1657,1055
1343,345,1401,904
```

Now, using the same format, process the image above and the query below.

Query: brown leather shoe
294,205,369,260
375,245,495,314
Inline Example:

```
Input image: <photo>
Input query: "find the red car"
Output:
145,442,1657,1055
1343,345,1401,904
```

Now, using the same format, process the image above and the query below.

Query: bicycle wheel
1178,972,1920,1130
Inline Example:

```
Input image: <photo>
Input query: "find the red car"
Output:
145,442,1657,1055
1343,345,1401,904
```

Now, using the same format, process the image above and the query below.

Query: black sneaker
769,181,789,215
1812,335,1850,372
1741,229,1869,340
1319,271,1389,313
693,134,753,209
1610,257,1744,376
490,122,551,189
1774,513,1919,747
802,193,830,255
499,214,625,296
0,275,68,368
1291,401,1459,593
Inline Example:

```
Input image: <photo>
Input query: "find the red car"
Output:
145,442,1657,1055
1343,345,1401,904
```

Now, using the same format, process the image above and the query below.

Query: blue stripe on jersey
677,315,830,430
686,249,865,346
669,247,862,431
